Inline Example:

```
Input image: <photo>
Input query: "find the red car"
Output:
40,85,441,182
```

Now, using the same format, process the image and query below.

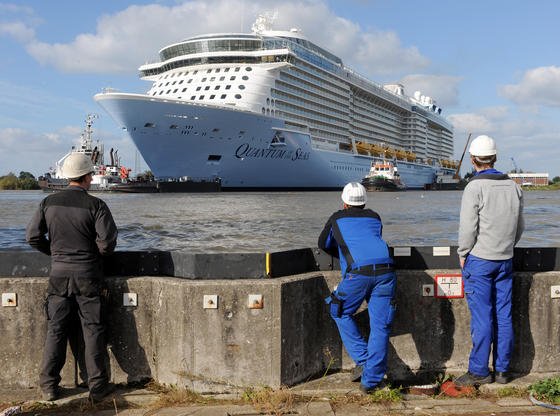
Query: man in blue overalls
455,135,524,387
318,182,396,394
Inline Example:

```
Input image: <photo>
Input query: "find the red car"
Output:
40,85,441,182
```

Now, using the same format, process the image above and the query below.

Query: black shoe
42,386,61,401
351,365,363,382
89,383,116,402
359,380,386,395
495,371,512,384
454,371,493,387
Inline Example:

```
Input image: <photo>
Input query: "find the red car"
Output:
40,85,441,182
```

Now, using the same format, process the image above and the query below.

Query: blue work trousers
463,255,514,376
329,272,396,388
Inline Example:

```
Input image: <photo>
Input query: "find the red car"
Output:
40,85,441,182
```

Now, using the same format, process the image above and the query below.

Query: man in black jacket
26,153,118,402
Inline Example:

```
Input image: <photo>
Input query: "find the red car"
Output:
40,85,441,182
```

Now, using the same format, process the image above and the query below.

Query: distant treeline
0,171,40,190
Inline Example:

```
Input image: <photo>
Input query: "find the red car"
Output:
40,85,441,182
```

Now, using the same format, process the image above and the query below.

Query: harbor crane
510,157,520,173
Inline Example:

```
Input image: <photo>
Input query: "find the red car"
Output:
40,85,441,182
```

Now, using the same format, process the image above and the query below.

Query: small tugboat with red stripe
361,160,406,191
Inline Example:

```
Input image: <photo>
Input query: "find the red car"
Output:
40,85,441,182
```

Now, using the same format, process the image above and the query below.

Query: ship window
177,72,183,76
187,79,192,83
193,70,198,74
208,155,222,161
225,85,231,90
224,68,230,72
210,94,215,99
165,82,169,86
159,91,164,95
266,109,270,114
214,85,220,90
199,95,205,99
239,85,245,90
245,67,252,71
152,92,157,96
234,67,240,72
219,76,225,81
204,86,210,90
207,69,211,73
210,77,216,81
266,98,270,105
144,123,155,128
271,99,275,106
221,94,227,99
235,94,242,99
230,76,236,80
216,68,221,73
179,80,184,84
262,107,265,114
172,81,177,85
242,75,248,80
196,86,201,91
170,73,175,77
158,83,162,87
212,128,220,132
191,95,196,100
202,77,207,82
166,89,171,93
169,124,178,129
182,88,187,92
164,75,168,79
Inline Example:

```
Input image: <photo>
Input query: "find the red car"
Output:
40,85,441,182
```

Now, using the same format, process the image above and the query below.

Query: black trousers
39,277,108,394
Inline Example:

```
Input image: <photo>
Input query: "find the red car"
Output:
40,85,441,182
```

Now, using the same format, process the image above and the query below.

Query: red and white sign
434,274,464,298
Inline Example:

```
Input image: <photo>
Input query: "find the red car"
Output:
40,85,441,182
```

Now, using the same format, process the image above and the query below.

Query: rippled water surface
1,190,559,252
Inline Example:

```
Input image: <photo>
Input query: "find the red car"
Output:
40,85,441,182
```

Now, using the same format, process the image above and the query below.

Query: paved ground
1,372,558,415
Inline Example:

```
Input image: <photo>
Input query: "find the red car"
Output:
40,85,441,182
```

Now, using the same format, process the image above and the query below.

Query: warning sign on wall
434,274,464,298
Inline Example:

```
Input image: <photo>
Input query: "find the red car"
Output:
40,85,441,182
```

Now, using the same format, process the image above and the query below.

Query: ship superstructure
95,16,455,189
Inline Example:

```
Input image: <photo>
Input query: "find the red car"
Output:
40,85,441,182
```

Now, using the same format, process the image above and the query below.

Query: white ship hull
96,93,438,189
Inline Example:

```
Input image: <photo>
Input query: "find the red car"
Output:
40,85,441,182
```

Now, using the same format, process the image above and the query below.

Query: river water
1,190,559,253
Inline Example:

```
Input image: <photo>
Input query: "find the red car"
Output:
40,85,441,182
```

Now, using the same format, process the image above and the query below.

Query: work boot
494,371,512,384
359,380,387,395
454,371,493,387
89,383,116,402
350,365,363,382
42,386,61,401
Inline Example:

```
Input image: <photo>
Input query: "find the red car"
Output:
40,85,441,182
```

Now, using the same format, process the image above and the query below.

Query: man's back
458,175,524,261
26,186,117,277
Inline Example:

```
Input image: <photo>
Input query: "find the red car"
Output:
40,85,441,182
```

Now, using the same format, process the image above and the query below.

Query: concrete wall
2,268,560,391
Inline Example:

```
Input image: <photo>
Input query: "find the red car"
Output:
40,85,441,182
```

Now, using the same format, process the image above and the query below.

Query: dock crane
510,157,519,173
453,133,472,180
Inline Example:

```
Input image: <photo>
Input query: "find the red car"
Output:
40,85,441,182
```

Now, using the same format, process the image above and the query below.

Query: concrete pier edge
1,246,559,395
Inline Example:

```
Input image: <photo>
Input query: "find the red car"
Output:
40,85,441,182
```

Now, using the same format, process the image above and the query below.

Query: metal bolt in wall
1,293,17,307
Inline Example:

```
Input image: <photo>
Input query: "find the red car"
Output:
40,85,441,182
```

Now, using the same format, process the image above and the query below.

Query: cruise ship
95,16,455,190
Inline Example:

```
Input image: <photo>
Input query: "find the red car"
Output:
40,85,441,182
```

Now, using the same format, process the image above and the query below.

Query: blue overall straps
463,254,514,376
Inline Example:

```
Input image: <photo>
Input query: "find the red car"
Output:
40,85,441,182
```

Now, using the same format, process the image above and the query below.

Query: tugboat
361,161,406,191
38,114,221,193
38,114,132,192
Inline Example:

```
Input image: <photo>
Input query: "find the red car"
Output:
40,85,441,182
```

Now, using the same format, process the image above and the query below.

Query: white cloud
448,107,560,175
399,74,462,108
500,66,560,108
5,0,429,77
0,21,35,42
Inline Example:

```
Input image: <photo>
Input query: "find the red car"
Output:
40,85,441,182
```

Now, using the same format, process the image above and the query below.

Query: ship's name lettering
235,143,310,161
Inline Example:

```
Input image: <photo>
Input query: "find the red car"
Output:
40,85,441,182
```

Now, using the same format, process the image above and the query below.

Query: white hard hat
469,135,497,157
341,182,367,206
62,153,94,179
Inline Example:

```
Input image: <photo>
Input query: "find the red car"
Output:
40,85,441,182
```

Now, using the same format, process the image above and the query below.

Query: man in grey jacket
455,135,524,387
26,153,118,402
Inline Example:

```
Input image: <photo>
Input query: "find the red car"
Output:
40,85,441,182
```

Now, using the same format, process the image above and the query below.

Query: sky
0,0,559,179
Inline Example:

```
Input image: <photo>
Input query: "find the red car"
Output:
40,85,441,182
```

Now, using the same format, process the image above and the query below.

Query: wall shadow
355,271,455,386
510,273,535,376
104,278,152,386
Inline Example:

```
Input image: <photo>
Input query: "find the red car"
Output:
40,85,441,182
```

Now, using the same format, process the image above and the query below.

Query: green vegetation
0,171,40,190
530,376,560,405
